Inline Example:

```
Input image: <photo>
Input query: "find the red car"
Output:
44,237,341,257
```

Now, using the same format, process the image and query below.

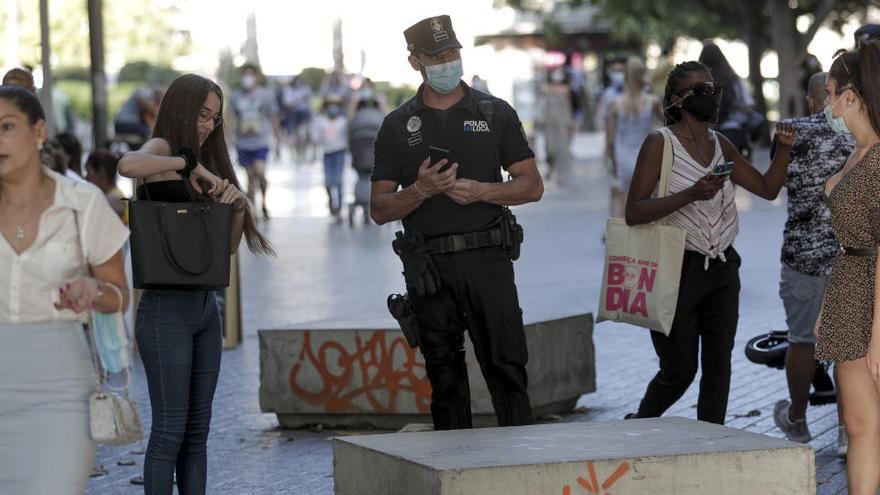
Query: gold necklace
0,177,48,243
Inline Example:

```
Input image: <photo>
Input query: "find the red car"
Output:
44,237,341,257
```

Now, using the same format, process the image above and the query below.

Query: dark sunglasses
678,82,720,97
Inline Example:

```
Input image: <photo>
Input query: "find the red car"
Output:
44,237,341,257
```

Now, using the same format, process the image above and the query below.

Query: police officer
371,15,544,430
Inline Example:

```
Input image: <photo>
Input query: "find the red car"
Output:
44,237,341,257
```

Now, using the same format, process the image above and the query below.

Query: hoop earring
37,141,43,151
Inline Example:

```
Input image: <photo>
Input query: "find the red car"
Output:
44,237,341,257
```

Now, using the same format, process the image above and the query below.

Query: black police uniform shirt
372,82,534,237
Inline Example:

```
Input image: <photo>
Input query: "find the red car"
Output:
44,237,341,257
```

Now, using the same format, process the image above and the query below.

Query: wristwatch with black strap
176,148,197,177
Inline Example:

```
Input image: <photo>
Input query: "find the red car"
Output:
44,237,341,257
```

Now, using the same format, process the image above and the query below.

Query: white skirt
0,321,96,494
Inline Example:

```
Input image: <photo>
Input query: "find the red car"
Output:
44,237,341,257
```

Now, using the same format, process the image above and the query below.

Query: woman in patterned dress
814,41,880,495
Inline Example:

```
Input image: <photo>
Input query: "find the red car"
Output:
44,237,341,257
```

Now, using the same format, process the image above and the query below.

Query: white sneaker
838,425,848,459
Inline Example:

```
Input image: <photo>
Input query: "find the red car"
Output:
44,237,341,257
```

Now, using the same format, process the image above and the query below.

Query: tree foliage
3,0,190,74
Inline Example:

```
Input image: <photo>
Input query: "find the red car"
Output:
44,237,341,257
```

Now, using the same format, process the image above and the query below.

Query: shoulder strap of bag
656,127,674,198
71,195,131,394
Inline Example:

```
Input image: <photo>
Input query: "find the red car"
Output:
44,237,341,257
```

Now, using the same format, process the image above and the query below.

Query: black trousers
410,246,534,430
636,247,741,425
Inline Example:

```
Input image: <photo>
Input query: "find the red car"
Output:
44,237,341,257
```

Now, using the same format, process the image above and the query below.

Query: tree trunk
39,0,55,135
770,0,803,119
87,0,108,149
745,14,769,144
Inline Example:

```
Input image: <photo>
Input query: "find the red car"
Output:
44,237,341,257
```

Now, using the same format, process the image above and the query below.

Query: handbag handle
155,205,214,275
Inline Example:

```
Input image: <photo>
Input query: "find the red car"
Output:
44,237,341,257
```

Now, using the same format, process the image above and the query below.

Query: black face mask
682,93,722,123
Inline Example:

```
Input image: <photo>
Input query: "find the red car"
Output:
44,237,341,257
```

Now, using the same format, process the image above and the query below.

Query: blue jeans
135,290,223,495
323,150,346,212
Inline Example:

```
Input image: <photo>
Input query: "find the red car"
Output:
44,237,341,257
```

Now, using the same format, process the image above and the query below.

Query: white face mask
609,71,625,87
241,74,257,89
417,57,464,94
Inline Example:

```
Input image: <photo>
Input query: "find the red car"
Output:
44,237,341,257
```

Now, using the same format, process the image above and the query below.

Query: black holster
498,207,525,261
387,293,420,348
392,231,441,296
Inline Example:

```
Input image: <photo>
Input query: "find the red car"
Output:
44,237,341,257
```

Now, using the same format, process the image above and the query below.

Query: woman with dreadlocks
623,61,796,425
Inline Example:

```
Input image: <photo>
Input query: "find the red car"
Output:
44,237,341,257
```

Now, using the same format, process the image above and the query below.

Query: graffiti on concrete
288,330,432,413
562,461,630,494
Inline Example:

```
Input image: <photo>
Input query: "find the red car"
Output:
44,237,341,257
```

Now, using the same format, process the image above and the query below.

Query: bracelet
413,181,429,199
177,148,197,177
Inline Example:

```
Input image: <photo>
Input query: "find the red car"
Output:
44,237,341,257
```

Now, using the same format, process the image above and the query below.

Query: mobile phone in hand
711,161,733,177
428,146,452,173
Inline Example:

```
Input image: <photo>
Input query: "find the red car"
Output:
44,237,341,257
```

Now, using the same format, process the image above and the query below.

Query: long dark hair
662,61,710,125
152,74,274,256
698,43,738,124
830,40,880,139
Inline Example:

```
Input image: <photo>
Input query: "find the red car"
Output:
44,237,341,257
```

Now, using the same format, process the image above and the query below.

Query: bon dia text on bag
605,257,659,318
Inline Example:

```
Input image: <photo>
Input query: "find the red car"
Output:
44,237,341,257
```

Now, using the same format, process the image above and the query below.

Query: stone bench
332,417,815,495
259,313,595,429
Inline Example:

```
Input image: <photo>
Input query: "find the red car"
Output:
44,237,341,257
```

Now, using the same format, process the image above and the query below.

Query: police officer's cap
856,24,880,46
404,15,463,56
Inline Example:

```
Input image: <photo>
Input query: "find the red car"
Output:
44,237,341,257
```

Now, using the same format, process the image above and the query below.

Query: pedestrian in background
229,63,282,221
314,96,349,222
541,66,574,185
279,75,313,163
813,42,880,494
118,73,274,495
348,96,384,224
772,72,852,453
56,131,84,177
606,56,662,218
85,149,127,223
0,85,130,494
699,42,756,155
624,61,796,425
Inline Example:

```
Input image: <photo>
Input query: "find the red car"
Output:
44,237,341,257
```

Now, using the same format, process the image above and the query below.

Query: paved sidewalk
89,135,847,494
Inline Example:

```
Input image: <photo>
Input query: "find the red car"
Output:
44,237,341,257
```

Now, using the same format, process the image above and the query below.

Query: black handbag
129,184,232,290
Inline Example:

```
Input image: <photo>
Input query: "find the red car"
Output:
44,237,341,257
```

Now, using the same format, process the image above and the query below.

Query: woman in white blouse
0,86,130,493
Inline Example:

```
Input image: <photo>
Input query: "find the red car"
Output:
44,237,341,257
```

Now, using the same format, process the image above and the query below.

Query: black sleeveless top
137,180,191,202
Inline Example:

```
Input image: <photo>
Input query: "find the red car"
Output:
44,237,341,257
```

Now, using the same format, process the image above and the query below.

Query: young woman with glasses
118,74,273,494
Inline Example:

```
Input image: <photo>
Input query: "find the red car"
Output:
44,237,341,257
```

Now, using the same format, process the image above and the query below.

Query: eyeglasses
678,82,720,97
198,111,223,127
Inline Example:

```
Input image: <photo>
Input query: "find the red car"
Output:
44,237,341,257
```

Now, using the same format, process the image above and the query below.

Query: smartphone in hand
711,161,734,177
428,146,453,173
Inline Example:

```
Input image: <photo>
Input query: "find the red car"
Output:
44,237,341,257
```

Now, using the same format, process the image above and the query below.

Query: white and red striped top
659,127,739,268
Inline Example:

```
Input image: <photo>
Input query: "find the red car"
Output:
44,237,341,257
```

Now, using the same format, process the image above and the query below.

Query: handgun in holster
387,293,420,348
392,231,441,296
497,206,525,261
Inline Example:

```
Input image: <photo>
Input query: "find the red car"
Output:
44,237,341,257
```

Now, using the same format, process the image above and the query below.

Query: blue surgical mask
327,105,341,118
419,58,463,94
824,94,852,135
93,311,129,374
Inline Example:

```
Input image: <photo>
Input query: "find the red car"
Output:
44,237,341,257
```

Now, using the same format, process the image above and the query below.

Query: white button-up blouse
0,170,129,323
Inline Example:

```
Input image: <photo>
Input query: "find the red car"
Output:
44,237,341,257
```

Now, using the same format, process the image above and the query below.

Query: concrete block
332,417,815,495
260,313,595,429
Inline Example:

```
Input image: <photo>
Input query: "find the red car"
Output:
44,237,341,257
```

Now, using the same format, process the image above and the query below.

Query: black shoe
624,413,638,420
262,206,270,221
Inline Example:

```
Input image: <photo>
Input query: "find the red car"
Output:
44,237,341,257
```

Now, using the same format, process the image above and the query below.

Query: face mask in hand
93,311,130,374
419,58,464,94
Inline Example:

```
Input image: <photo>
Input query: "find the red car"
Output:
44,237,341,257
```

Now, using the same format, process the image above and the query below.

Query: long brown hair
829,40,880,138
153,74,274,256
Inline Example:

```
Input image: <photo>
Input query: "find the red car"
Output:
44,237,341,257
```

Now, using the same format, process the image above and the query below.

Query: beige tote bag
598,128,686,335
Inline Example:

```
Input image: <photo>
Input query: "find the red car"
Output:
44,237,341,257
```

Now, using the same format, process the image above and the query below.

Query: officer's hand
687,175,726,202
415,157,458,197
446,179,486,206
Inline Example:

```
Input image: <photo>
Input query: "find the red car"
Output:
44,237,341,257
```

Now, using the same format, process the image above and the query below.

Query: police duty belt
425,228,504,255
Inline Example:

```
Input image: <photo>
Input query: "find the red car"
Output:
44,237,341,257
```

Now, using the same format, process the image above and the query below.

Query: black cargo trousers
409,245,534,430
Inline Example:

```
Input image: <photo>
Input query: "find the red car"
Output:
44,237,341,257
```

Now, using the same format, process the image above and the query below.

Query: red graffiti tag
562,461,630,494
288,330,432,413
